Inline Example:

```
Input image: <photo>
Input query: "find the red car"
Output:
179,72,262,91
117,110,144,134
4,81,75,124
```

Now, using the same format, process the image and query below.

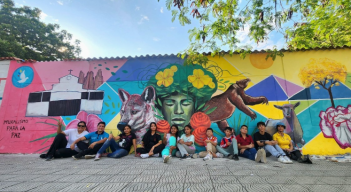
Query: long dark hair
170,124,179,138
145,122,157,136
184,124,193,134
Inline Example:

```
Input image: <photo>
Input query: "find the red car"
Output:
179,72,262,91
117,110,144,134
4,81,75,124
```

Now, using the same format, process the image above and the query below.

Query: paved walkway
0,154,350,192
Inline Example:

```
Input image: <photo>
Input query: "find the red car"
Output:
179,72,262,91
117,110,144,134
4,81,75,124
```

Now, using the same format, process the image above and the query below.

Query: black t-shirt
119,132,136,151
142,132,161,148
253,132,273,149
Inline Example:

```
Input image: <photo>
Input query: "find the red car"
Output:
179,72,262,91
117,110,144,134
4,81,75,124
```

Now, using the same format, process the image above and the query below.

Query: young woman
94,125,136,160
136,122,165,158
161,125,179,163
40,120,89,161
177,125,195,159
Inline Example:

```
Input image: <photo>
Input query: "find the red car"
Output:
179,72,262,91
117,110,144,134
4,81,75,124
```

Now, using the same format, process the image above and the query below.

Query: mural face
1,51,351,155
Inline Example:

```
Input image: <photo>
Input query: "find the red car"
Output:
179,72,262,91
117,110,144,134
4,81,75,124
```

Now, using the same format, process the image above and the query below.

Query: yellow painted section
248,101,290,119
302,132,351,155
105,113,122,136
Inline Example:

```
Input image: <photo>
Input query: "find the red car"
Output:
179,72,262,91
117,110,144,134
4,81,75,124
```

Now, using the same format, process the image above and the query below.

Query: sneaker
255,149,262,162
72,155,80,160
180,155,187,160
192,154,198,159
101,153,109,157
227,154,233,159
163,155,170,163
94,154,101,161
186,155,191,160
260,149,267,163
152,153,160,157
203,154,211,161
45,155,54,161
40,154,47,159
140,154,149,159
278,156,288,163
85,155,95,159
216,152,224,158
233,154,239,161
283,156,293,164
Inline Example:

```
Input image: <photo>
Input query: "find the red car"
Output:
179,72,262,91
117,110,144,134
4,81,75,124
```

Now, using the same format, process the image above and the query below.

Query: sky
13,0,286,58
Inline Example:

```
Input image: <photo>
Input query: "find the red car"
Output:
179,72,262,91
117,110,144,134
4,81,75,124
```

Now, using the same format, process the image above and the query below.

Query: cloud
153,37,160,42
160,7,163,13
170,27,176,30
136,6,140,11
57,1,63,5
40,12,48,20
138,15,149,24
137,48,142,51
54,19,59,22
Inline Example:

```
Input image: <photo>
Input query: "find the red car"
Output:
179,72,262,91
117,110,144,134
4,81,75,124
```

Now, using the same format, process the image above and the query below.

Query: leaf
219,86,224,88
122,70,128,73
108,95,112,100
116,78,120,81
224,80,230,83
197,103,206,110
205,107,217,115
104,102,110,107
111,111,116,115
30,133,57,142
154,114,164,120
105,67,110,70
157,98,163,107
113,66,118,68
118,103,120,108
112,102,115,108
94,67,97,69
65,117,71,120
104,109,110,114
111,72,116,76
41,138,50,145
202,105,209,111
98,64,102,66
219,79,224,82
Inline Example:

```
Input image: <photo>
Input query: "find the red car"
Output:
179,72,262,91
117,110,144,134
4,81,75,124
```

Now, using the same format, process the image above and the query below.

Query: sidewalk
0,154,350,192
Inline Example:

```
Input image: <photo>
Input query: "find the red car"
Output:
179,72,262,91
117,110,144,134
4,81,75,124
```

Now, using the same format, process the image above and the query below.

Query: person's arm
57,120,65,135
184,135,194,146
70,136,87,150
162,134,167,145
220,138,228,148
209,138,217,146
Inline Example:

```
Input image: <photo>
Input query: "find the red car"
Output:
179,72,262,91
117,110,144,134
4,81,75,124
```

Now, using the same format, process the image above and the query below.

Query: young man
253,122,291,164
199,128,217,161
236,125,259,161
216,127,239,160
71,122,109,159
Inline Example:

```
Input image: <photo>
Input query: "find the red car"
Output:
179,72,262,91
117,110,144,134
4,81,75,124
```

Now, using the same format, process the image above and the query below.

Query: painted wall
1,49,351,155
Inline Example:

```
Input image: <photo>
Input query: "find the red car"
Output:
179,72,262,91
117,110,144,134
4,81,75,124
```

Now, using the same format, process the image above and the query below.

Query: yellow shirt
273,132,291,149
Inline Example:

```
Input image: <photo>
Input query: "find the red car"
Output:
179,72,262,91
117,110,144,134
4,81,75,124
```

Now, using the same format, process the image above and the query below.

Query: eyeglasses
78,125,86,127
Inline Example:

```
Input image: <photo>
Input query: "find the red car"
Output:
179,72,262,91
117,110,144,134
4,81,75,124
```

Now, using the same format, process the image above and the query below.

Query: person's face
206,130,213,137
124,126,131,134
162,93,194,131
184,127,191,135
277,125,285,132
240,126,248,134
171,126,178,135
258,124,266,132
77,123,86,133
150,123,157,131
97,123,105,132
225,130,231,137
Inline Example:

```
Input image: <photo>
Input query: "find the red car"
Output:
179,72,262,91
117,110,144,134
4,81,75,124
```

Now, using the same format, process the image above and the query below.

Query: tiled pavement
0,154,350,191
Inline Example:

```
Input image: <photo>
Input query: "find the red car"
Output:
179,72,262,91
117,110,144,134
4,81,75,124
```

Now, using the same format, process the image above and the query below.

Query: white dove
18,70,28,83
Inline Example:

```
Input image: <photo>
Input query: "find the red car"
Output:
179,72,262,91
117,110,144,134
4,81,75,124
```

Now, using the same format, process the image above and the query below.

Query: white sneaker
278,156,288,163
260,149,267,163
85,155,95,159
163,155,170,163
203,154,211,161
94,154,101,161
255,149,262,162
216,152,224,158
152,153,160,157
283,156,293,164
140,154,149,159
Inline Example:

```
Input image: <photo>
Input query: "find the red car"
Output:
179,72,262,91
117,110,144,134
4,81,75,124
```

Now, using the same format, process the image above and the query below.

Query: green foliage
0,0,81,61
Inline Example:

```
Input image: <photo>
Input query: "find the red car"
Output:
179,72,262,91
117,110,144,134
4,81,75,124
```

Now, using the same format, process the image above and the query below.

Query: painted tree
298,58,347,108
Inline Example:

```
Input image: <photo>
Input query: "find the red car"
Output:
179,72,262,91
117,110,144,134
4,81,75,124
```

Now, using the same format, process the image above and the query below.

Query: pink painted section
274,76,304,98
0,61,60,153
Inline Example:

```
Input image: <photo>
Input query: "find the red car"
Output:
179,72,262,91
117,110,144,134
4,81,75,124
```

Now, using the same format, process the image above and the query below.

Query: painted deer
117,86,158,144
265,102,305,147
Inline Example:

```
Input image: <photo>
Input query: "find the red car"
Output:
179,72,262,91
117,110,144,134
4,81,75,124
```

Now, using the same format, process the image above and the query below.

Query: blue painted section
290,82,351,100
298,99,351,144
246,75,288,101
107,56,184,82
61,115,77,127
12,66,34,88
96,83,123,125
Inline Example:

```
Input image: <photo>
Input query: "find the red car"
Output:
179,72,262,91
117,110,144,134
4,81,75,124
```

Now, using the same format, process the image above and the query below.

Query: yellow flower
155,68,174,87
170,65,178,72
188,69,212,89
335,82,340,86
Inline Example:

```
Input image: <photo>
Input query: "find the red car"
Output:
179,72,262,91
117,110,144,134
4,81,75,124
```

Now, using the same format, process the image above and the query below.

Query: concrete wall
0,49,351,155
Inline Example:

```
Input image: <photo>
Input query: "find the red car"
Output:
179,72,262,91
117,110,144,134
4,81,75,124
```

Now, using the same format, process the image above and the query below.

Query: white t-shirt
180,134,195,149
165,133,180,147
63,129,89,152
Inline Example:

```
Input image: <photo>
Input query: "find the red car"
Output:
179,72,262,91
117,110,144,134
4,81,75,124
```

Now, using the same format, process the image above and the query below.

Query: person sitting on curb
136,122,165,158
236,125,262,162
216,127,239,161
40,120,89,161
161,125,179,163
199,128,218,161
71,122,109,160
253,122,292,164
273,122,312,164
94,124,137,161
176,125,196,159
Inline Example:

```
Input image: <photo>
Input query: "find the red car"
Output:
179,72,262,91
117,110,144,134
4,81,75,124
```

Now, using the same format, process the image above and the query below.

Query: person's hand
249,143,254,148
108,134,114,140
240,148,246,154
205,140,210,143
70,143,75,150
179,139,184,144
57,119,63,127
226,141,231,146
89,142,96,149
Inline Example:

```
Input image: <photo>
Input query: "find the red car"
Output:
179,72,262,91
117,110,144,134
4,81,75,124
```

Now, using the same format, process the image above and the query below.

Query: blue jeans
97,139,128,158
264,144,285,158
239,148,257,160
216,139,239,156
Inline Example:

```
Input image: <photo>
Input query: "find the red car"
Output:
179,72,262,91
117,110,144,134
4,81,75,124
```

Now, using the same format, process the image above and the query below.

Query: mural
1,50,351,155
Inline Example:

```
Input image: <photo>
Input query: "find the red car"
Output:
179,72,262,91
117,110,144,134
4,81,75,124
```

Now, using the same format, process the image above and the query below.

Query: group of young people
40,120,312,164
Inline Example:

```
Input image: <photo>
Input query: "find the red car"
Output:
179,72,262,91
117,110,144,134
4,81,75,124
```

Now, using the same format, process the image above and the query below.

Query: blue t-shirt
84,131,109,144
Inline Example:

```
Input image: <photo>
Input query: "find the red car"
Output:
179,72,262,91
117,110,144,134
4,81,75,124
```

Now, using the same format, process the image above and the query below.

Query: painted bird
18,70,28,83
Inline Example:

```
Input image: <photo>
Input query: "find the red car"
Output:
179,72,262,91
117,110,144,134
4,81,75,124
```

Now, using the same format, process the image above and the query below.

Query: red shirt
204,136,217,146
236,134,253,146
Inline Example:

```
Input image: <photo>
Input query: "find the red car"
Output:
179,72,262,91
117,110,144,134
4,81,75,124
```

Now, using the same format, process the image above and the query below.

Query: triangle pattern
289,100,318,115
290,82,351,100
274,76,304,97
245,75,288,101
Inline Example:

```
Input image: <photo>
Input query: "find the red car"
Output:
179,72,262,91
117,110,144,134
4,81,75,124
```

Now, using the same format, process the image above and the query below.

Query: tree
298,58,347,108
0,0,81,61
158,0,350,56
287,0,351,49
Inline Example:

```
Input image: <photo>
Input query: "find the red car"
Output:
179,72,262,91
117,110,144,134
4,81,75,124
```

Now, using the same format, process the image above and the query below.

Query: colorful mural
1,49,351,155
